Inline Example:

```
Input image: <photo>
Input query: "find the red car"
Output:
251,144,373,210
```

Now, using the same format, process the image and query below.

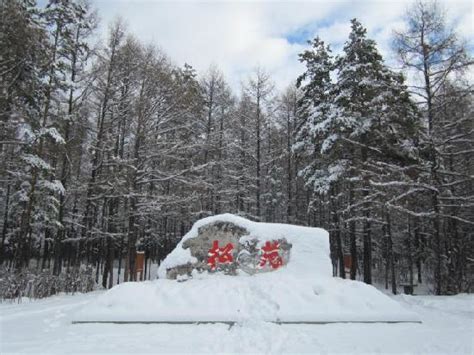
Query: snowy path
1,291,472,354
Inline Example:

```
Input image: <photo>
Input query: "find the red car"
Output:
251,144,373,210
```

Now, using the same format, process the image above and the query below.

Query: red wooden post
344,254,352,278
135,251,145,281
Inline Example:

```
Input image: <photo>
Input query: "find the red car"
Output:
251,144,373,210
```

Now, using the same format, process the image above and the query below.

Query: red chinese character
207,241,234,270
259,241,283,269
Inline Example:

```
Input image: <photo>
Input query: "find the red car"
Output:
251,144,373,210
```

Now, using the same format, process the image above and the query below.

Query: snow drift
72,214,420,323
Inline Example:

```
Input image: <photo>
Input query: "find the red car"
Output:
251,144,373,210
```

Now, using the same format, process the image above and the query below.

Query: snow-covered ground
1,216,472,354
0,291,472,354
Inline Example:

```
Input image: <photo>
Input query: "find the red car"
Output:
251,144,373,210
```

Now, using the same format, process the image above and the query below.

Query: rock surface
166,220,292,279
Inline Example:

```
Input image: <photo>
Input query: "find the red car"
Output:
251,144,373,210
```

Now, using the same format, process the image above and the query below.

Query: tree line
0,0,472,295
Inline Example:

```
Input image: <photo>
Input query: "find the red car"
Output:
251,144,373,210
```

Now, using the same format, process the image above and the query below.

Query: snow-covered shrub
0,266,96,302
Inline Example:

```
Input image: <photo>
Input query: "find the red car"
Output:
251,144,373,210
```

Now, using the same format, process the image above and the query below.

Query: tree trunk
386,212,397,294
256,92,261,219
0,183,11,265
349,187,357,280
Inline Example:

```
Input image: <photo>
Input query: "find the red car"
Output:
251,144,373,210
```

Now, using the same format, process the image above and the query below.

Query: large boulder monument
72,214,420,324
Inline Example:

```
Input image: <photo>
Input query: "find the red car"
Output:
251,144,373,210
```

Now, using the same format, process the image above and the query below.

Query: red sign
207,240,285,272
259,241,283,269
207,241,234,270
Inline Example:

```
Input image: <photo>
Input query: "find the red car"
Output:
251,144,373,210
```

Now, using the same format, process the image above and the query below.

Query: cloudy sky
93,0,473,91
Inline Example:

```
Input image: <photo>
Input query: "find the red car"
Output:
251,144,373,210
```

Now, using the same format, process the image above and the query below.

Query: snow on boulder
72,214,420,324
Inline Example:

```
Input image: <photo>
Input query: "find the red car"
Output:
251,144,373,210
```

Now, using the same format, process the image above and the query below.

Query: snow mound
72,214,420,323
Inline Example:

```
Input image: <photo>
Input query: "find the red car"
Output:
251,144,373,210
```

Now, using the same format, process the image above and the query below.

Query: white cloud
94,0,473,91
316,21,351,49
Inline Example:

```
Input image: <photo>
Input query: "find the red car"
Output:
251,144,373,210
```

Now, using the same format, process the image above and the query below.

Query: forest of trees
0,0,472,297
